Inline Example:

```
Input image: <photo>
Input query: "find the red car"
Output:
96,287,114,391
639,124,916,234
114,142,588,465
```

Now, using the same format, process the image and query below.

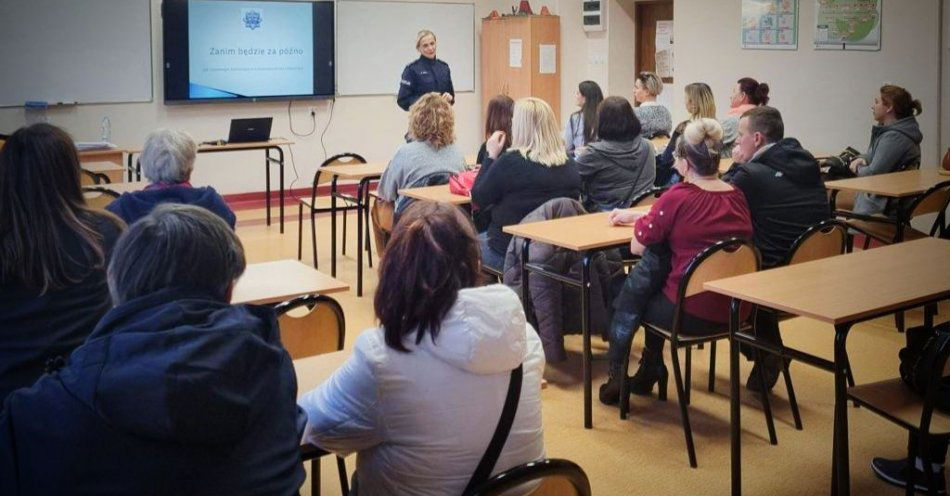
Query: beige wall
942,0,949,160
0,0,499,195
673,0,942,165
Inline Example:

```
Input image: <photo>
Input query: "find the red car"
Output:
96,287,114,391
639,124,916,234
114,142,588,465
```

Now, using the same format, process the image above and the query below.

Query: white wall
673,0,942,165
0,0,495,195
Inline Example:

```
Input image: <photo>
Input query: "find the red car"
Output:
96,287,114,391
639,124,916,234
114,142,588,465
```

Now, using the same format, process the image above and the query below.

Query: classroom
1,0,949,495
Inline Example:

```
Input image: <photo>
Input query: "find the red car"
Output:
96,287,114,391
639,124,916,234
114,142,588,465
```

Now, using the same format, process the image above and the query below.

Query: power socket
308,106,316,117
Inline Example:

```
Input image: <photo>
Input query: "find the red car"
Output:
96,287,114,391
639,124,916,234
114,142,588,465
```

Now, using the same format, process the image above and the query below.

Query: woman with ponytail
722,77,770,156
849,84,924,215
563,80,604,156
599,119,753,406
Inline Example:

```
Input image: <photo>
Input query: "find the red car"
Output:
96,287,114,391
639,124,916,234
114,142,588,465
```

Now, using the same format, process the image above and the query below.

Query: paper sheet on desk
76,142,117,150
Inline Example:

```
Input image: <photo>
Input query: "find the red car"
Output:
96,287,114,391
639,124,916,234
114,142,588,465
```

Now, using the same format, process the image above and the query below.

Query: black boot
628,353,668,400
600,310,642,405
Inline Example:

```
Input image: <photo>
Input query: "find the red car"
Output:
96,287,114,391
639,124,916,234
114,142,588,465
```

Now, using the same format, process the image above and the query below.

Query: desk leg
582,253,593,430
276,147,285,234
331,178,338,278
520,239,534,326
356,178,370,297
730,298,742,496
265,151,272,227
833,323,853,496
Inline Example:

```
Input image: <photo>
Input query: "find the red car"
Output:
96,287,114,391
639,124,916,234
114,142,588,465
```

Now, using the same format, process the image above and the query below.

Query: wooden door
635,1,673,83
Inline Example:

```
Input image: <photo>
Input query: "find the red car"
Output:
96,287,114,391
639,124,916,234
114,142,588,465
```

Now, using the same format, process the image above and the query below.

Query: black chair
626,186,668,209
81,186,120,210
298,153,368,269
466,458,592,496
80,168,110,185
274,295,348,496
848,331,950,496
620,238,772,468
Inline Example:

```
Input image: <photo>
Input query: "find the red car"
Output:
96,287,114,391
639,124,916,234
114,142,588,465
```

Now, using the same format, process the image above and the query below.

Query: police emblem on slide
242,10,262,30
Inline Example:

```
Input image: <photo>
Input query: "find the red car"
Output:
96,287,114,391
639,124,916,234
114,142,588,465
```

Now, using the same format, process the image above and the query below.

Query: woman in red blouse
600,118,753,405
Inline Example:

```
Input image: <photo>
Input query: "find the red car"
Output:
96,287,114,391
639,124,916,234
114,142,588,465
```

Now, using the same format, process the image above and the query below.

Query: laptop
227,117,273,143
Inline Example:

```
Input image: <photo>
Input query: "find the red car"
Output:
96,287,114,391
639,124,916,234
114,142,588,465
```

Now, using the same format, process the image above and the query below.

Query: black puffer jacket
722,138,831,267
502,198,624,363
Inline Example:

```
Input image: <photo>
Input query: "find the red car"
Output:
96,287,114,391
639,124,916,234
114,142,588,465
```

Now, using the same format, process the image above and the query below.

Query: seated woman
0,204,305,494
107,129,235,228
299,201,545,496
472,97,582,272
378,92,466,215
721,77,770,157
476,94,514,165
599,119,753,403
576,96,656,212
632,71,673,139
849,84,923,215
563,80,604,156
655,82,717,186
0,123,125,402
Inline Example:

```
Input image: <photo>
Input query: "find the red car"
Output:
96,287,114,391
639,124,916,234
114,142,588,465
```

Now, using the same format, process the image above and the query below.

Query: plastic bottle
100,116,112,143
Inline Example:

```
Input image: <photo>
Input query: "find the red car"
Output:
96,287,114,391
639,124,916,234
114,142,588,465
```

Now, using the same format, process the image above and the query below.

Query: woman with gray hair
106,128,235,227
0,204,306,495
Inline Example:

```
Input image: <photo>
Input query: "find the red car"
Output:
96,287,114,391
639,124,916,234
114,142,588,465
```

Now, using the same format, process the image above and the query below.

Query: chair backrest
82,187,119,209
909,180,950,218
273,294,345,360
627,186,668,209
785,219,850,266
467,459,591,496
80,169,109,186
682,238,760,299
314,152,367,187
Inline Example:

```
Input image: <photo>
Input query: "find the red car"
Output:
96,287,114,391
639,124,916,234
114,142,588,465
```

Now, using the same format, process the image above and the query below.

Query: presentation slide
188,0,313,98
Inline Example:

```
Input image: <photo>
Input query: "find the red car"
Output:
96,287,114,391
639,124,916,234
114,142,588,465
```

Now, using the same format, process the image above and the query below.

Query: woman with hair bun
727,77,770,117
849,84,923,215
599,118,753,406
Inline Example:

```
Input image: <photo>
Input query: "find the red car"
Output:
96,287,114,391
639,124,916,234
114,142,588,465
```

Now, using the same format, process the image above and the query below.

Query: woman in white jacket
299,201,545,496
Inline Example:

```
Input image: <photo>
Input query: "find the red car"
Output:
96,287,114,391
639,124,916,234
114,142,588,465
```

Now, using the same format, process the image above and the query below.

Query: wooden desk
79,148,126,167
503,207,649,429
465,153,478,166
318,161,388,297
127,139,294,233
81,162,127,184
294,350,350,398
719,158,734,175
704,237,950,496
825,168,947,198
232,259,349,305
399,184,471,205
650,136,670,151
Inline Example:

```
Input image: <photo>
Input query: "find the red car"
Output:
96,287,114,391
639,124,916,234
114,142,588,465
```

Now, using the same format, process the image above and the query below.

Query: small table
79,148,126,167
127,139,294,233
503,208,649,429
398,184,471,205
825,168,948,241
704,237,950,496
318,161,388,297
232,259,349,305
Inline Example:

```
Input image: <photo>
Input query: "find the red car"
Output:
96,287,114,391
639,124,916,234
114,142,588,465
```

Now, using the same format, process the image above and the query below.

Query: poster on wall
814,0,881,51
655,20,673,79
740,0,799,50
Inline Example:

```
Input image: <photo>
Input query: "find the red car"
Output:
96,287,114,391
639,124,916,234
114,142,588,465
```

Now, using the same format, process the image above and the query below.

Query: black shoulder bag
462,364,524,495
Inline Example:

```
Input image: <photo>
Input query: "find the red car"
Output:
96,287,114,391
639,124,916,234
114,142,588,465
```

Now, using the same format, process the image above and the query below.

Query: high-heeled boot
628,352,668,400
599,310,642,405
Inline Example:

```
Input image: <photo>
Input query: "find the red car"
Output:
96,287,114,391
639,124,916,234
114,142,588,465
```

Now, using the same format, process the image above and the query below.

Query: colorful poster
741,0,798,50
814,0,881,51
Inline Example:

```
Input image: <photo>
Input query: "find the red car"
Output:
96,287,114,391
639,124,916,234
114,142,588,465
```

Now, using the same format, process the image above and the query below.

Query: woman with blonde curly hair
378,92,466,214
471,97,581,271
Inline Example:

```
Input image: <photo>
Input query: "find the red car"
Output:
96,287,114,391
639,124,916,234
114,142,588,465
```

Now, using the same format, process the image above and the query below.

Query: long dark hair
374,201,481,352
484,95,514,149
0,124,121,292
575,80,604,145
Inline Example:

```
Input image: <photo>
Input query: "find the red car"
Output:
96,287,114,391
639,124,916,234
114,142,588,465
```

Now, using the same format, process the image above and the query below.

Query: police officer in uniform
397,30,455,111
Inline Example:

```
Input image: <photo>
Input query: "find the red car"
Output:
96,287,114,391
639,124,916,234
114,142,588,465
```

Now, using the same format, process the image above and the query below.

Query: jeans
478,231,506,273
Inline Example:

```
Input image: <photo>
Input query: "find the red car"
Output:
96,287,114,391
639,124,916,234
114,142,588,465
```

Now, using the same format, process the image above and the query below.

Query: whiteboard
336,1,474,96
0,0,152,107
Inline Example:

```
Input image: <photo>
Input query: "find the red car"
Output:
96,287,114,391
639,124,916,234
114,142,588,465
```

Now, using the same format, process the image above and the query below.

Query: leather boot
628,352,668,400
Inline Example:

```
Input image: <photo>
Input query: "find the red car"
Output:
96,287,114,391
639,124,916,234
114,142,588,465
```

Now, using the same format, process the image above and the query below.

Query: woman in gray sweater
632,72,672,139
576,96,656,212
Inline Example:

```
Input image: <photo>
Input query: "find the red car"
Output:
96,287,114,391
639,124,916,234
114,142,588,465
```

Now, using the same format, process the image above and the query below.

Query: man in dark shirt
725,106,831,390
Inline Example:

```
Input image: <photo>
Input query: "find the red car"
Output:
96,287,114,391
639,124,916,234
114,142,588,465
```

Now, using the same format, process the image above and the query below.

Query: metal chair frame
466,458,592,496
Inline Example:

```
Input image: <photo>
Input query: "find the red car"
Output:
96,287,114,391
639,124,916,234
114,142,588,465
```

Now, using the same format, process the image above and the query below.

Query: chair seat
848,378,950,435
847,218,929,243
642,321,731,344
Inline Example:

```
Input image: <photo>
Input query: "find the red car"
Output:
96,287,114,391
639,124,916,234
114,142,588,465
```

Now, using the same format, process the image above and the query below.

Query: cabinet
480,15,561,122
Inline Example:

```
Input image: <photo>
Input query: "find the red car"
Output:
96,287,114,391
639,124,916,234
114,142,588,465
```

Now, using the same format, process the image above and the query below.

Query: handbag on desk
819,147,861,180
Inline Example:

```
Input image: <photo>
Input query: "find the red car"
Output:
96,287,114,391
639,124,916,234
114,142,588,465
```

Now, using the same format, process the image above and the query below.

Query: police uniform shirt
397,56,455,111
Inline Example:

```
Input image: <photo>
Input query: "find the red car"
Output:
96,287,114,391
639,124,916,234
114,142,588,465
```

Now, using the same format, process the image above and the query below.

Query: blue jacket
0,289,305,495
107,184,236,228
397,56,454,111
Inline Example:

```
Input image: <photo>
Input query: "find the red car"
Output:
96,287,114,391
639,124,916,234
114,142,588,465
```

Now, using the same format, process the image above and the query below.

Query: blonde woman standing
396,30,454,111
471,97,581,271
